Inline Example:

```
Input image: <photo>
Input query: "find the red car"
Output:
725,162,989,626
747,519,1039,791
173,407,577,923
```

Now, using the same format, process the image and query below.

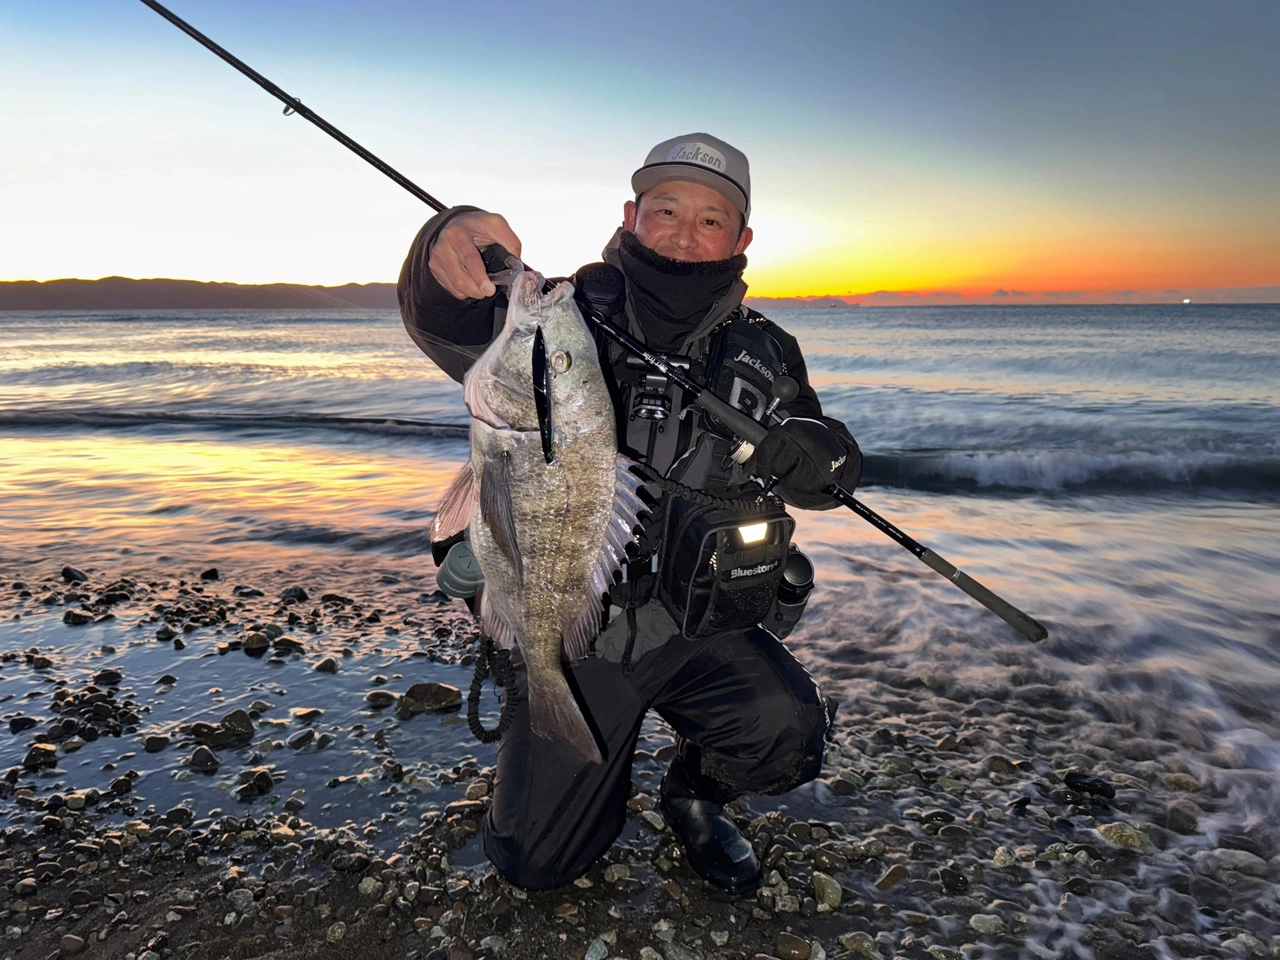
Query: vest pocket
659,497,794,639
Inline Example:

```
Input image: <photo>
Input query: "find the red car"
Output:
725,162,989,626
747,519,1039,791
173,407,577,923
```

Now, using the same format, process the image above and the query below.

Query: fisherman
399,134,863,895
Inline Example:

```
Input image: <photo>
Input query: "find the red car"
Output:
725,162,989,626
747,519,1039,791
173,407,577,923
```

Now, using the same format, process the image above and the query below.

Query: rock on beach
243,632,270,652
395,682,462,718
219,709,255,738
1210,847,1270,877
365,690,397,708
189,745,221,772
22,743,58,769
1097,822,1150,850
60,565,89,583
811,870,842,908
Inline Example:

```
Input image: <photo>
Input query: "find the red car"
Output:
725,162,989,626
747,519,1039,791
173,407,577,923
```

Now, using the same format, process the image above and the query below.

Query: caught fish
431,267,644,763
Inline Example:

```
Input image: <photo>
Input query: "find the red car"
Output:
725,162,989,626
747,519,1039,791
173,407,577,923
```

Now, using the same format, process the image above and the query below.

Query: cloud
1010,290,1030,296
992,288,1010,297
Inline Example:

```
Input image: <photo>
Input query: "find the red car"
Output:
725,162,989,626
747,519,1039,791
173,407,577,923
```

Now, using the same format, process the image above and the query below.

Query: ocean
2,303,1279,936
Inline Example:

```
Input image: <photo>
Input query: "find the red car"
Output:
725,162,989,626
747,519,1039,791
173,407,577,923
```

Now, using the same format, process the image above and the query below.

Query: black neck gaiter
617,230,746,354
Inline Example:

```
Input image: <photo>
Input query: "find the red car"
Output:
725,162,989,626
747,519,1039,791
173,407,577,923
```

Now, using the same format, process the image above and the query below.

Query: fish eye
551,351,572,374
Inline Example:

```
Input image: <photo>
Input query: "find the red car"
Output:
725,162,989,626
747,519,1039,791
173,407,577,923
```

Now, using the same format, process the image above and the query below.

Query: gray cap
631,133,751,223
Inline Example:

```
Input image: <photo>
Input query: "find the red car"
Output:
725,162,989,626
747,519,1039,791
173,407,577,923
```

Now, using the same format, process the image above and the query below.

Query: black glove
752,417,851,497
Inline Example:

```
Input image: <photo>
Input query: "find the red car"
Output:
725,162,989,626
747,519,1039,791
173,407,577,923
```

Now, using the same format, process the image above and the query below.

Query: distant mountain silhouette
0,276,399,310
2,276,876,313
743,295,860,309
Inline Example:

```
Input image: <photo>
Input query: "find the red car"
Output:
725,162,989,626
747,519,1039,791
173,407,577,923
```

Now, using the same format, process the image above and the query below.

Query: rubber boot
659,741,763,895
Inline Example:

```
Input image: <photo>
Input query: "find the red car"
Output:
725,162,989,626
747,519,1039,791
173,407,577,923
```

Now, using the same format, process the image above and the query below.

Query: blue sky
2,0,1277,299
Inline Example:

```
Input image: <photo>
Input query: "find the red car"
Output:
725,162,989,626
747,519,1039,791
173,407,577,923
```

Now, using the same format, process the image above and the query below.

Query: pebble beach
2,552,1277,960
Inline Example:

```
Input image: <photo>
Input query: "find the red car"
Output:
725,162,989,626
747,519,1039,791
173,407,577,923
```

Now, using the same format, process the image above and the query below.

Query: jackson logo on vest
732,349,776,382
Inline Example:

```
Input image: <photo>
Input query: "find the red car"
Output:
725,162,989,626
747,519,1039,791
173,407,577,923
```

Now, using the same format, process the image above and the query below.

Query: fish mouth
510,268,549,311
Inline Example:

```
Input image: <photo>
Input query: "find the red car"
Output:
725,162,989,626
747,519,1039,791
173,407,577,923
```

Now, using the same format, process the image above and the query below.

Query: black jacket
397,207,862,510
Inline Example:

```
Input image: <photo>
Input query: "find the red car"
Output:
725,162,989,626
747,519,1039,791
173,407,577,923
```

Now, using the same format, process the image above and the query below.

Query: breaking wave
0,408,468,439
863,449,1280,497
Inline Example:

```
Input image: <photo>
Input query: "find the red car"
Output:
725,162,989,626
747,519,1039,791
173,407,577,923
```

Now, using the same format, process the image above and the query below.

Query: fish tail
526,661,603,765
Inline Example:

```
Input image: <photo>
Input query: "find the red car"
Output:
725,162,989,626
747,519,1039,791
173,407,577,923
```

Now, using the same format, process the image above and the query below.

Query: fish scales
434,268,642,763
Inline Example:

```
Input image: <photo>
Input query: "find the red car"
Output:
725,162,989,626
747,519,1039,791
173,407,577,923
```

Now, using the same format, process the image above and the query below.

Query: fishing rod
139,0,1049,644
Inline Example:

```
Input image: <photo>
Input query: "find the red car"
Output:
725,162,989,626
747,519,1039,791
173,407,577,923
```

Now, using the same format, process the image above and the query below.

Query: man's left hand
752,418,851,496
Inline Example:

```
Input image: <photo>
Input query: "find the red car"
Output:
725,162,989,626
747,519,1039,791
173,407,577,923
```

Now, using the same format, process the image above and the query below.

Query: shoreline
1,557,1278,960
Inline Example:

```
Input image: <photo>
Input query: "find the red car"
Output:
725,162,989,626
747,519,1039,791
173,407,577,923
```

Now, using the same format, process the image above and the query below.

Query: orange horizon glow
5,246,1279,306
746,228,1280,301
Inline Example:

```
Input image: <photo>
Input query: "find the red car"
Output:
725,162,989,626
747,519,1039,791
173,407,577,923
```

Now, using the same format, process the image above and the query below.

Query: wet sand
2,555,1278,960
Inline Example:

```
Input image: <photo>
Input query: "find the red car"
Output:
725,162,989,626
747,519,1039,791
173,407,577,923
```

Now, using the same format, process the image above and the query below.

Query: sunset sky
2,0,1277,302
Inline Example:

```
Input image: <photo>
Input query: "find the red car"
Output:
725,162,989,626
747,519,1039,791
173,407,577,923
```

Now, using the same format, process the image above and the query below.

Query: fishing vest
576,265,792,617
607,308,786,487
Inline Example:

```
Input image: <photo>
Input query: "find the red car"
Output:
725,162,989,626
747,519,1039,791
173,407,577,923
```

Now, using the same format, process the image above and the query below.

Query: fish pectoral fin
563,454,648,664
561,603,602,663
431,463,479,542
481,451,523,582
591,452,648,589
614,454,648,532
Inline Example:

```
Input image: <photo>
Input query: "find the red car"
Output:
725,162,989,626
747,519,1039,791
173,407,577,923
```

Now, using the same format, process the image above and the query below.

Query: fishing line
138,0,447,213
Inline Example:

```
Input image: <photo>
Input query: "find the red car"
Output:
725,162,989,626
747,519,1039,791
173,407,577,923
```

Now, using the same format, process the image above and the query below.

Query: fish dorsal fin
480,451,523,583
431,463,478,542
561,454,647,661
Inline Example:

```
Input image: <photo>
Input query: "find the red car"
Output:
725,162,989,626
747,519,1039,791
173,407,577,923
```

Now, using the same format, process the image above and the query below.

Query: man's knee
484,843,565,891
700,689,834,797
482,786,630,891
483,818,581,891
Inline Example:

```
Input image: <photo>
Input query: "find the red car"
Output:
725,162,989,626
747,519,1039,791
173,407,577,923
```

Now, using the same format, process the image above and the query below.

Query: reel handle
764,375,800,422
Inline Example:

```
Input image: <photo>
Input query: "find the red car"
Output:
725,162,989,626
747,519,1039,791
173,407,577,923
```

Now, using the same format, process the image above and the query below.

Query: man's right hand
429,211,523,300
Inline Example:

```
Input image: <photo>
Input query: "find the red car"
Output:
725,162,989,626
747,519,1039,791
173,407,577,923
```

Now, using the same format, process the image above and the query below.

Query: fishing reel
574,261,627,322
